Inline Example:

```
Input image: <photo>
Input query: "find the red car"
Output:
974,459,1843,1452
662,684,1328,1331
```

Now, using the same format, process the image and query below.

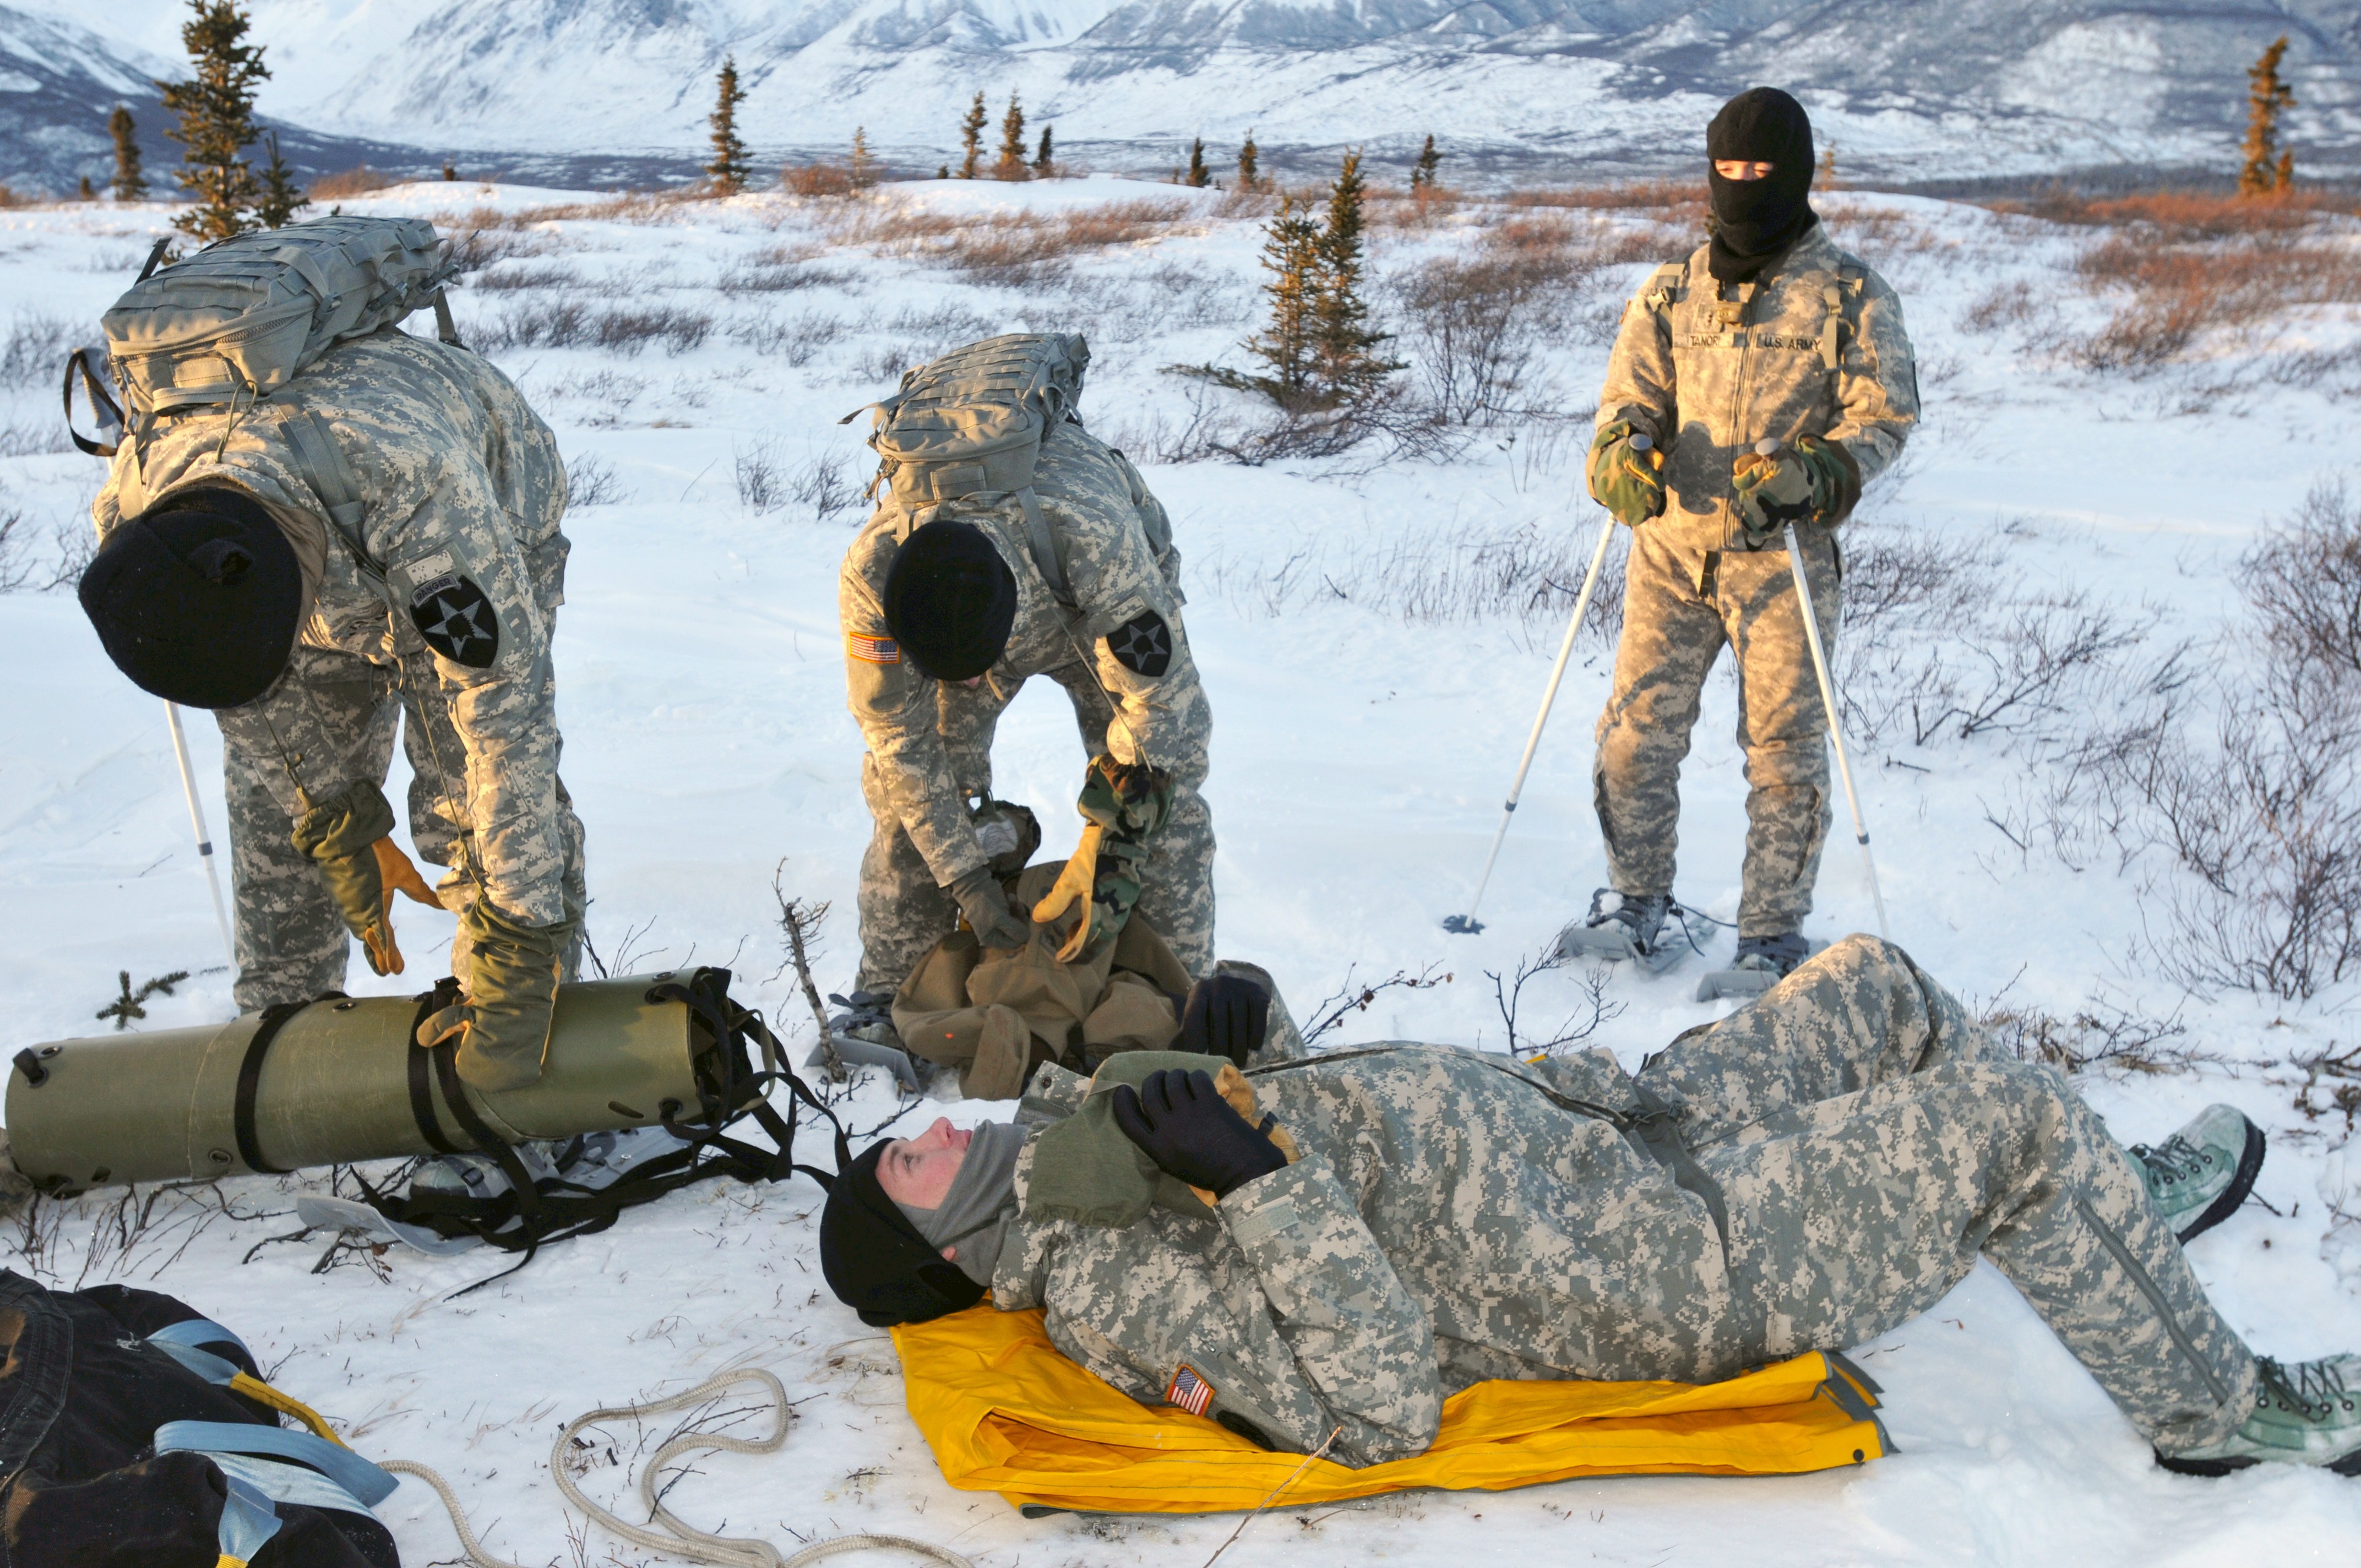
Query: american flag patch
1166,1364,1214,1417
846,633,900,665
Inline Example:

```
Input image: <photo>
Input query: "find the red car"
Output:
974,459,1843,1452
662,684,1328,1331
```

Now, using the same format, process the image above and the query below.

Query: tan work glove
415,900,571,1092
291,781,444,976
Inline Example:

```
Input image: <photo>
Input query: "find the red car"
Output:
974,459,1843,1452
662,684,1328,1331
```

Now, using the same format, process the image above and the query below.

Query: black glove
1109,1069,1287,1199
1178,974,1270,1068
946,864,1030,950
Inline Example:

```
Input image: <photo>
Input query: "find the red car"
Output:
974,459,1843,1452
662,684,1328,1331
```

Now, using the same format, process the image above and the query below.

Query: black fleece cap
1705,87,1818,284
818,1142,988,1327
881,520,1018,682
78,485,302,709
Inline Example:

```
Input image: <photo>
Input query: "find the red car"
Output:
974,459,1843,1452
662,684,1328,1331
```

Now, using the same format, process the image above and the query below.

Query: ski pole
1777,497,1889,941
1444,505,1622,935
164,700,237,971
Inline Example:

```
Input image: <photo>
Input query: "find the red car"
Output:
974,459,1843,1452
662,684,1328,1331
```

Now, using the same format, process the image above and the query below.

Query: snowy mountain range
6,0,2359,194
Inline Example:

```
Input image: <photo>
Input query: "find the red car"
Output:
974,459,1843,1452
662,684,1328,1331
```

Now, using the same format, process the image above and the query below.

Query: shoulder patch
1165,1364,1214,1417
846,632,901,665
1106,608,1172,677
409,571,499,668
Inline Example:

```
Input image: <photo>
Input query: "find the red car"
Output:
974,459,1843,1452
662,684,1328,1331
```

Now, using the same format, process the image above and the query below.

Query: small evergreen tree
706,54,752,194
1185,137,1211,188
159,0,269,243
1033,124,1054,176
107,105,147,201
254,130,307,227
937,164,950,179
850,127,877,189
78,175,96,200
443,161,457,180
1243,193,1323,402
1410,133,1440,189
2240,36,2297,196
958,91,986,178
996,92,1029,179
1310,150,1398,402
1237,130,1259,191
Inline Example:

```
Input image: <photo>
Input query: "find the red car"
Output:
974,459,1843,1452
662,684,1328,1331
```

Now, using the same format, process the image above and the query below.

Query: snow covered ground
1,172,2358,1565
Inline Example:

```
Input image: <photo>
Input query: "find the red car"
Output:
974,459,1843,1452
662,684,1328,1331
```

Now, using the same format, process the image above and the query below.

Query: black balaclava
894,1120,1026,1288
1706,87,1818,285
881,520,1019,682
77,484,303,709
818,1142,988,1327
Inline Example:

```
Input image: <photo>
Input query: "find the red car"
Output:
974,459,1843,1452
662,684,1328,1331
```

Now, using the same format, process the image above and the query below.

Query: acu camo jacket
840,417,1204,890
994,1044,1722,1467
91,330,575,928
1597,225,1919,552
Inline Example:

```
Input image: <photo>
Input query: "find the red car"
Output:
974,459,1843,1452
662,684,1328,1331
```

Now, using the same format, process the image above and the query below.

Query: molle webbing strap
1641,261,1683,314
1819,268,1862,373
278,407,380,581
233,1003,309,1175
431,288,464,349
1016,487,1073,607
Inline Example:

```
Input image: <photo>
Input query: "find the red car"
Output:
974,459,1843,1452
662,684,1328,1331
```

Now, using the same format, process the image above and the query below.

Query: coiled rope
385,1366,970,1568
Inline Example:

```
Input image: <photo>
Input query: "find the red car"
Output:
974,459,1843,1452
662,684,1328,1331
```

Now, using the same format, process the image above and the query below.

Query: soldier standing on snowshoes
1571,87,1918,983
78,326,584,1094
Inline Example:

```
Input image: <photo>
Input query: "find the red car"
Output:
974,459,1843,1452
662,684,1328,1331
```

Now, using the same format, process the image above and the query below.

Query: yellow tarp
893,1305,1887,1515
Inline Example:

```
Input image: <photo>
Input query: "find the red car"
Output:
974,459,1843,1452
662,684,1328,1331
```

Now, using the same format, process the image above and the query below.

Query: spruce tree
1310,150,1398,403
443,161,457,180
1033,125,1054,177
1185,137,1211,188
78,175,96,200
1243,194,1323,404
1237,130,1259,191
1410,133,1440,189
706,55,752,194
996,92,1029,179
2240,36,2297,196
254,130,307,227
958,91,986,178
107,105,147,201
159,0,269,243
850,127,877,190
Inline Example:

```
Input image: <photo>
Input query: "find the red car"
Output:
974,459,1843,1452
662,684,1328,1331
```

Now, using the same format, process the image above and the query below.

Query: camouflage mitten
1729,435,1858,545
415,900,571,1092
290,780,443,976
1586,421,1666,527
1031,755,1176,963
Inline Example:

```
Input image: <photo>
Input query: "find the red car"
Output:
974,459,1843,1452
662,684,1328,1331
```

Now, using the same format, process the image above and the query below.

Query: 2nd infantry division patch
1165,1363,1213,1417
409,573,501,668
1107,608,1172,677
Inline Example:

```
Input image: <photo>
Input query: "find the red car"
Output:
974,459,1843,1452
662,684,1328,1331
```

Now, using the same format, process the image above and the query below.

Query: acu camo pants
1641,935,2255,1452
1594,525,1840,936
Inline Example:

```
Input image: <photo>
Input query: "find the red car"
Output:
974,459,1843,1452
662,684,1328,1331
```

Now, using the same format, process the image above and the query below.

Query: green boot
2157,1355,2361,1476
2130,1104,2265,1244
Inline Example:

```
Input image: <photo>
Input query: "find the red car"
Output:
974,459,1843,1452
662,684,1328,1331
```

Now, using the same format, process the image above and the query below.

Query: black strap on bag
62,347,126,459
353,967,853,1293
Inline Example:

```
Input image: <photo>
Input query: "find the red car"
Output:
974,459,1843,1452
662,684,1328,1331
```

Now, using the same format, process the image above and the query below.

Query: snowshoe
1694,932,1815,1003
2156,1354,2361,1476
803,988,924,1090
1555,890,1690,973
2132,1104,2266,1244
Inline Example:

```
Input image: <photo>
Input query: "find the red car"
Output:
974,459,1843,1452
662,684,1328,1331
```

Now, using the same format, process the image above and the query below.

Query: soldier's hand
293,780,440,976
1178,974,1270,1068
414,901,569,1092
948,864,1031,950
1731,436,1857,540
1110,1069,1287,1199
1586,421,1665,528
360,839,443,974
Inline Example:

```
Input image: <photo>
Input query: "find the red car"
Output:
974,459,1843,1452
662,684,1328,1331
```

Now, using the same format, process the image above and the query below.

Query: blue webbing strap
154,1421,398,1508
215,1474,283,1566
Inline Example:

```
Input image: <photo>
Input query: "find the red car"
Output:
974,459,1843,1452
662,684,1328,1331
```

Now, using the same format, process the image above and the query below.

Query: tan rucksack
843,333,1090,604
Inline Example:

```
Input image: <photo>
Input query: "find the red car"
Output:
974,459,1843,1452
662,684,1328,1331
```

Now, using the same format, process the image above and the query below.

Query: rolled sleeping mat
5,968,760,1193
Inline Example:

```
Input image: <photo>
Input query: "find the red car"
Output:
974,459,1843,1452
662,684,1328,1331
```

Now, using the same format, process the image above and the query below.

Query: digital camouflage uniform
994,936,2255,1467
1593,227,1918,935
842,417,1215,992
91,330,583,1012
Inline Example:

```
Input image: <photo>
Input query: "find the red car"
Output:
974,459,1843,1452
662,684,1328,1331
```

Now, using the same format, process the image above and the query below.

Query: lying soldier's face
878,1118,971,1210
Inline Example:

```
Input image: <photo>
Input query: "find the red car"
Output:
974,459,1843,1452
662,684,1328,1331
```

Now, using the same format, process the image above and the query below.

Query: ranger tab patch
1107,608,1172,677
1165,1363,1213,1417
409,573,499,668
847,633,901,665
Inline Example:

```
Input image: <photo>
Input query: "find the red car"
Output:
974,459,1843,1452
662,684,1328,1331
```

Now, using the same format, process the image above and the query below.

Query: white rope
383,1367,970,1568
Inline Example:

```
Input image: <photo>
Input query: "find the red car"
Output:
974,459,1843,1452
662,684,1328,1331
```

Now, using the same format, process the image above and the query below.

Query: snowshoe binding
1555,890,1695,973
805,988,925,1090
2156,1354,2361,1476
1694,932,1815,1003
2132,1103,2266,1244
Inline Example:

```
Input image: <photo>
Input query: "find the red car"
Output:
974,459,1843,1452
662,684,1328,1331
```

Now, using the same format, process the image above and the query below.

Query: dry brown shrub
1370,183,1464,230
2074,226,2361,371
1817,201,1946,258
311,166,395,199
1508,179,1707,224
782,162,856,198
826,197,1195,285
1992,188,2360,238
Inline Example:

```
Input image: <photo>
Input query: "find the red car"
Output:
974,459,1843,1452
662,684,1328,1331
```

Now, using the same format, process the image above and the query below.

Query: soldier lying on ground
77,329,583,1092
819,937,2353,1478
